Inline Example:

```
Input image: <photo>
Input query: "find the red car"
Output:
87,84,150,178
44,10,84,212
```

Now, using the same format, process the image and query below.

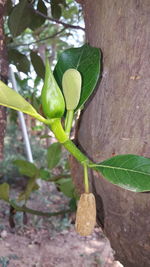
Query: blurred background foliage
0,0,85,221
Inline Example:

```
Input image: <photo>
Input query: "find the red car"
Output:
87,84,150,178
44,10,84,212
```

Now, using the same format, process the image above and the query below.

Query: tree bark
74,1,150,266
0,0,8,160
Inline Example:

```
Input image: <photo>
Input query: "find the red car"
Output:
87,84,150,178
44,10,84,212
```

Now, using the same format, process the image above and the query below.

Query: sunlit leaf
89,154,150,192
0,81,47,123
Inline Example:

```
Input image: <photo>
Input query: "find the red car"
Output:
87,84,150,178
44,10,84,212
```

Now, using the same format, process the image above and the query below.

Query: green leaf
8,49,30,74
56,178,75,198
39,168,50,180
14,160,38,177
30,51,45,79
89,154,150,192
0,80,47,123
8,0,32,37
0,183,10,202
54,44,101,111
51,2,62,19
47,142,62,169
69,198,77,211
29,0,47,30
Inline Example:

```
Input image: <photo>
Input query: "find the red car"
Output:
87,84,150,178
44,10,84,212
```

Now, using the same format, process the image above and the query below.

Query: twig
10,201,71,217
8,28,66,48
46,174,71,182
34,9,85,31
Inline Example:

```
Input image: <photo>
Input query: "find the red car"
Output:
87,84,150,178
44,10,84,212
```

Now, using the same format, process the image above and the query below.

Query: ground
0,182,123,267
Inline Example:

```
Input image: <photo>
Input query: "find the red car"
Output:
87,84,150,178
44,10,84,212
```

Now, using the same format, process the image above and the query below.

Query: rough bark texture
0,0,8,160
73,1,150,266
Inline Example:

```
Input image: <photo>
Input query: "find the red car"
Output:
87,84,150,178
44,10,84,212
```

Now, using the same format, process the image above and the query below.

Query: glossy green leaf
0,183,10,202
8,49,30,74
8,0,32,37
89,154,150,192
54,44,101,111
30,51,45,79
14,160,38,177
56,178,75,198
47,142,62,169
0,80,47,123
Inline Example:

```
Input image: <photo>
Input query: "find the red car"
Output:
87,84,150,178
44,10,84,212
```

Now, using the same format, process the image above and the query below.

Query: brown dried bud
75,193,96,236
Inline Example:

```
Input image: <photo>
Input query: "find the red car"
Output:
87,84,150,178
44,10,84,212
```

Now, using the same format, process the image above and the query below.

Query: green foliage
51,1,62,19
0,183,10,202
18,178,39,201
39,168,50,180
56,178,76,198
54,44,101,111
29,0,47,31
51,0,66,19
47,142,62,169
90,154,150,192
0,80,46,123
8,0,33,37
30,51,45,79
13,160,38,177
8,49,30,74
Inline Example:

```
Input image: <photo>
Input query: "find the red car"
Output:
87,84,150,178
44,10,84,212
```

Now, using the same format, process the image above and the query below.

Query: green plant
0,142,77,225
1,43,150,235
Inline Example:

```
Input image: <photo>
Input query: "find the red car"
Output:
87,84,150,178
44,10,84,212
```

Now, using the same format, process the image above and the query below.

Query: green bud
62,69,82,110
41,58,65,119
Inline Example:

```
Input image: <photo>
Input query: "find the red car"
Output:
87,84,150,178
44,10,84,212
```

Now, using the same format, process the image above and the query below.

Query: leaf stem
65,110,74,138
9,201,71,217
49,118,89,165
84,163,89,193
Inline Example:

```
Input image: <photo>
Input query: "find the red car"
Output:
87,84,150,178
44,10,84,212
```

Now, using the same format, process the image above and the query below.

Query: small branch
34,9,85,31
47,174,71,182
8,28,66,48
10,201,71,217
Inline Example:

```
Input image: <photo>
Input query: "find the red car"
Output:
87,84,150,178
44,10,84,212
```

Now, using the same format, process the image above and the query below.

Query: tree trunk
74,1,150,266
0,0,8,160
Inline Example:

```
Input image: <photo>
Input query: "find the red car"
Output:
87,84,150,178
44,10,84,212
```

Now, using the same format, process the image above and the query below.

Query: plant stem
9,201,71,217
47,174,71,182
49,119,89,164
84,163,89,193
65,110,74,138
